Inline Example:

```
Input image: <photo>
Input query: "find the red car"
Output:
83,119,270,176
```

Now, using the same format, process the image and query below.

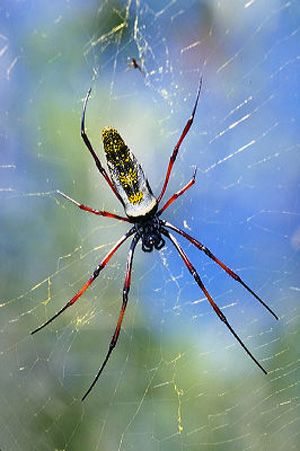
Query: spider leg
157,167,197,216
31,227,135,335
57,190,131,223
161,228,268,375
157,76,202,203
81,89,124,206
81,234,139,401
162,221,278,320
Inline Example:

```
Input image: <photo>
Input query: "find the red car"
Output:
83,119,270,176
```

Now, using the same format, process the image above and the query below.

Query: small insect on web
31,77,279,401
128,57,144,75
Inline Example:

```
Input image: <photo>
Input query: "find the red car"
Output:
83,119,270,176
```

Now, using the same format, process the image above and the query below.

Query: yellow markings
119,168,138,185
102,127,146,206
128,191,144,204
102,127,127,156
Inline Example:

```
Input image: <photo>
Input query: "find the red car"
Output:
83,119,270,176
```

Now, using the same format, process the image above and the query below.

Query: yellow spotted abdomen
102,127,157,219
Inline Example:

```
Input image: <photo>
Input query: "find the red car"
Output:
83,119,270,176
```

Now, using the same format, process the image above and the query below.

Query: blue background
1,1,299,450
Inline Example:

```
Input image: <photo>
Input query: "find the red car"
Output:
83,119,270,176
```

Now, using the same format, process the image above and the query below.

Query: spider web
1,1,299,450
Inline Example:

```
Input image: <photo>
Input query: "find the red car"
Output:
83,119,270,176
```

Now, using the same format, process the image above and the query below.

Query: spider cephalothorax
32,77,278,401
135,217,165,252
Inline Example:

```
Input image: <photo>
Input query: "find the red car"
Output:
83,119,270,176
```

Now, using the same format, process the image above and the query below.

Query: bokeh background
1,1,299,450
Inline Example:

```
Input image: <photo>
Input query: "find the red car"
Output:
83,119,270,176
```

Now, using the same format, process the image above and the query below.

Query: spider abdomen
102,127,157,219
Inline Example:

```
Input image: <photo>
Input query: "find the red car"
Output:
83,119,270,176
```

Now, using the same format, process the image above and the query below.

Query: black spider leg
161,228,268,375
81,88,124,206
31,227,135,335
82,234,140,401
157,168,197,216
157,76,202,203
57,190,131,223
162,221,278,321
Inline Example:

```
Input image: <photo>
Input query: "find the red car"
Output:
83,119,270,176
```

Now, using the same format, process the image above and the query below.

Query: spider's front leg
162,221,278,320
161,228,268,375
31,227,135,335
82,234,140,401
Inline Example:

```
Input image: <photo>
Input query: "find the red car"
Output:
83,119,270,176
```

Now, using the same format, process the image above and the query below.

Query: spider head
135,217,165,253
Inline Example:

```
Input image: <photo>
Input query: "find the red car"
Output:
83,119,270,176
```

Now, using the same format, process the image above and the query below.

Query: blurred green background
1,1,299,450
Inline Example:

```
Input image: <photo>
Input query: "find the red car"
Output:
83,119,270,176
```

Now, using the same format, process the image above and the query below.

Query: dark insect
31,78,278,400
129,57,144,75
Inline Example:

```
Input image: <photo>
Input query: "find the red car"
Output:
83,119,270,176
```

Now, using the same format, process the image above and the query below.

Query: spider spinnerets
31,77,278,401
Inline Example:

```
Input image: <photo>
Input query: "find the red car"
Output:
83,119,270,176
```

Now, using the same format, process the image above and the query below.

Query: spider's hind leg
157,76,202,203
80,88,124,205
57,190,130,222
158,167,197,216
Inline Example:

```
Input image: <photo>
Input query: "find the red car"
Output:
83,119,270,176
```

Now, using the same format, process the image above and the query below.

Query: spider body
32,78,278,401
102,126,164,250
102,126,158,219
135,216,165,252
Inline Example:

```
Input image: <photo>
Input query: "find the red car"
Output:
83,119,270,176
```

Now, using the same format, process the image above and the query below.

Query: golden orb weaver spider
31,77,278,401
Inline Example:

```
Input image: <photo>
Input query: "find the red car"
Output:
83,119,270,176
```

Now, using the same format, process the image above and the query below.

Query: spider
31,78,278,401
